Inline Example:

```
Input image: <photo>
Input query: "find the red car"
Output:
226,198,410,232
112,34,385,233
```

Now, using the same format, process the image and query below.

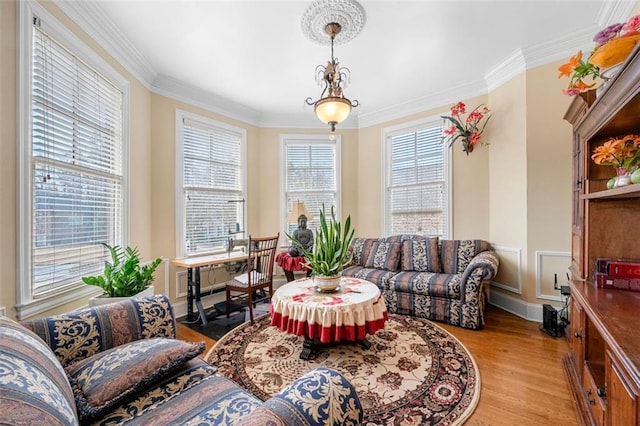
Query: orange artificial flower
592,135,640,170
558,51,582,78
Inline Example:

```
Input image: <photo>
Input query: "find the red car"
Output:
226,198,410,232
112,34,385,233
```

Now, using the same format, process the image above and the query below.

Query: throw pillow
363,241,402,271
66,337,205,422
348,238,378,266
401,237,441,273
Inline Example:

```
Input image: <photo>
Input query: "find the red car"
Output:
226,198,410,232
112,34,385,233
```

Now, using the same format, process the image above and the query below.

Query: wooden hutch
563,45,640,426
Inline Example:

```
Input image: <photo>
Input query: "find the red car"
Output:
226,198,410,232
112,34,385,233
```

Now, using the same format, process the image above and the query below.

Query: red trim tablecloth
270,277,388,343
275,252,310,271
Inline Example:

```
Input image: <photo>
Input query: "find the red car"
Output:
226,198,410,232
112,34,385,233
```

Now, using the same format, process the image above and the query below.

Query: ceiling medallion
301,0,366,46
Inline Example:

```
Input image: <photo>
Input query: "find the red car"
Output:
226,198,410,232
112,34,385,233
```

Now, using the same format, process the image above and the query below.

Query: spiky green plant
288,205,355,277
82,243,162,297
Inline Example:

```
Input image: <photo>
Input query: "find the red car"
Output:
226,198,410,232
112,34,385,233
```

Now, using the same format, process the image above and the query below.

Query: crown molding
484,49,526,93
357,79,487,129
596,0,636,27
523,25,599,70
53,0,156,88
152,75,262,126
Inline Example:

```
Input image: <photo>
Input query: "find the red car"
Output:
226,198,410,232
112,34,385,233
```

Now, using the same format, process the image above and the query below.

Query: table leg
187,267,196,321
284,270,295,282
299,336,371,360
300,337,320,360
358,337,372,350
194,266,208,326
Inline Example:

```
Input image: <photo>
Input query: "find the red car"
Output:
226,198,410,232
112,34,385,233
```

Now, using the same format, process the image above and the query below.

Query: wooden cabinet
563,46,640,426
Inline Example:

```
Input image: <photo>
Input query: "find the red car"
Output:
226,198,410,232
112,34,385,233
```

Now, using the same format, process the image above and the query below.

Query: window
383,118,450,238
177,111,246,257
281,135,341,240
18,2,128,317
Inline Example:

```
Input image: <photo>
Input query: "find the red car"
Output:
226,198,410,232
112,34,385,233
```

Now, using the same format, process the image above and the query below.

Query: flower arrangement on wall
559,14,640,96
441,102,492,155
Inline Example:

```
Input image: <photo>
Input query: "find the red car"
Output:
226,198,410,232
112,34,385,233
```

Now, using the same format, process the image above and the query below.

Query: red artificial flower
467,111,483,123
443,125,457,135
441,102,492,155
469,132,481,145
450,102,466,116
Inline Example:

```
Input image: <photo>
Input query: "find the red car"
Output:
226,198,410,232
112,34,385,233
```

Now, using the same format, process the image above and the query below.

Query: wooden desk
172,251,247,326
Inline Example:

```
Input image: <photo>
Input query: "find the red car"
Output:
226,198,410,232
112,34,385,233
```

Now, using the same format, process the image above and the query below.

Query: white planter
314,276,341,292
88,285,155,307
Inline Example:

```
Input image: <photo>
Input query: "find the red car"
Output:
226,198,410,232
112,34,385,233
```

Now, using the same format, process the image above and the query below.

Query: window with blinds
283,137,339,238
180,116,245,256
29,22,125,295
385,121,449,237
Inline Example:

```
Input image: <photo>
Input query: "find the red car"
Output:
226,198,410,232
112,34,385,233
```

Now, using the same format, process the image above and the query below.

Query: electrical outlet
0,307,5,316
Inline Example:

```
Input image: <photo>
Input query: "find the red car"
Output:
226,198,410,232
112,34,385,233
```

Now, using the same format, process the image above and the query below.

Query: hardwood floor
177,305,578,425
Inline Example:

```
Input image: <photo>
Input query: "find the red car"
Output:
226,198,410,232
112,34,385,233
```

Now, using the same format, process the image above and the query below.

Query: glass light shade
314,98,352,124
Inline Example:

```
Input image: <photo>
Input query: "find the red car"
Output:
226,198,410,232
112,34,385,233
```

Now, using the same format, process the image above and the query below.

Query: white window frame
17,0,130,319
175,110,247,258
279,134,342,245
382,116,452,238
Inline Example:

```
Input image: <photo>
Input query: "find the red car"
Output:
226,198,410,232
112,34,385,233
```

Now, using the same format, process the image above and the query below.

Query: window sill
16,284,102,320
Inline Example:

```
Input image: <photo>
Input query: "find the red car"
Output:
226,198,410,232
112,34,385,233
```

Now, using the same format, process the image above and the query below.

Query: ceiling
56,0,634,129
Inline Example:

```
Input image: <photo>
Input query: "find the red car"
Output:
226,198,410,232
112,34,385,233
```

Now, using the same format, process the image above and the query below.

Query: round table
270,277,388,359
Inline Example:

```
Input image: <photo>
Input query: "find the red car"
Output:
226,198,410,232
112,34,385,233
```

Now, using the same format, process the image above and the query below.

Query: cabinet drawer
583,366,605,426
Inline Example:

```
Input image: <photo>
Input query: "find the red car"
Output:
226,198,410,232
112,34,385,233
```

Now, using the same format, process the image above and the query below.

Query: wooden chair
225,233,279,323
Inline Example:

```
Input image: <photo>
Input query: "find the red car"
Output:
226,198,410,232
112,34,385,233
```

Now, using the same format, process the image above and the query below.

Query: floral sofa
343,235,499,329
0,295,362,425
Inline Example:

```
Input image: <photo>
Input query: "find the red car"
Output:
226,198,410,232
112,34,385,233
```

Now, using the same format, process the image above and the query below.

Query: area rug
205,313,480,425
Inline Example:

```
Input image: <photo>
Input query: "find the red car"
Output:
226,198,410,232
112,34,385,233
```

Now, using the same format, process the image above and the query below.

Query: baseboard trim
489,290,546,322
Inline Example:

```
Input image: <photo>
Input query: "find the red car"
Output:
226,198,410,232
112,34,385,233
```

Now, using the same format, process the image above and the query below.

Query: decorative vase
314,275,341,292
614,167,632,188
589,34,640,69
462,138,474,155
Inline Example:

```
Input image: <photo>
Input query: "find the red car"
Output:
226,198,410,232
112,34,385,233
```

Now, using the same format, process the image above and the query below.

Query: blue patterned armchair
0,295,363,425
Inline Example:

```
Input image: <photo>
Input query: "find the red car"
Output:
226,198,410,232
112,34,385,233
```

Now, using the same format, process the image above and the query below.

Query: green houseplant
288,205,355,291
82,243,162,302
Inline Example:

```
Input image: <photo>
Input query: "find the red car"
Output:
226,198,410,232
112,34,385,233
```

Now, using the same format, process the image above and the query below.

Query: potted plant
289,205,354,291
83,243,162,306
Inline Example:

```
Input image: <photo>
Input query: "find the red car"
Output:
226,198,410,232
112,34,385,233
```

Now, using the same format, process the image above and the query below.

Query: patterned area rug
205,314,480,425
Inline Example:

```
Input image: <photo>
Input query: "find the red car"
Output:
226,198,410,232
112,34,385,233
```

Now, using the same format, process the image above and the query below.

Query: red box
595,273,640,292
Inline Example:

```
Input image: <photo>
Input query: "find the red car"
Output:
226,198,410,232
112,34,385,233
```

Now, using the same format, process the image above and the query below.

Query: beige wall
0,0,583,318
1,0,17,317
488,74,529,297
488,60,575,305
357,95,491,240
525,61,574,301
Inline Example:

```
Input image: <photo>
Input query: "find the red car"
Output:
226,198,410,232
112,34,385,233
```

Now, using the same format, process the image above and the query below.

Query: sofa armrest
239,367,363,426
20,294,176,368
459,250,499,303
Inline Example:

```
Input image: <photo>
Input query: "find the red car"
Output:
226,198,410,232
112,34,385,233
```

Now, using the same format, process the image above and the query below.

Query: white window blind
387,123,448,237
284,139,338,237
30,22,124,295
182,118,244,255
